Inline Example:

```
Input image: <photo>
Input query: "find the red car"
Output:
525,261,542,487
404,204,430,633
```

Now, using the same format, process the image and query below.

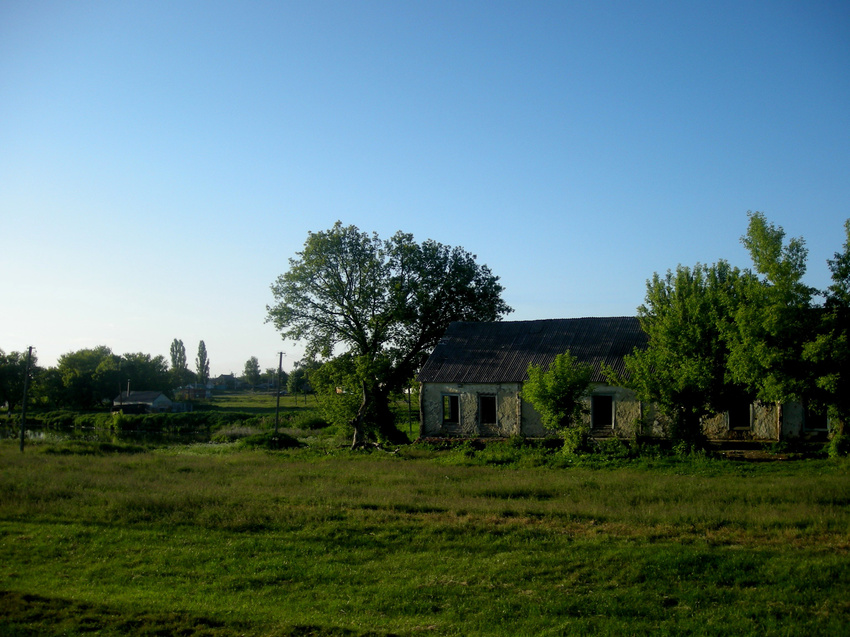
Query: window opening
804,404,829,431
442,395,459,424
591,395,614,429
728,401,751,430
479,395,497,425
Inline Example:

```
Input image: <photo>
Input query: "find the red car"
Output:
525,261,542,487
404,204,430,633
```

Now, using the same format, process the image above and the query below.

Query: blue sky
2,0,849,376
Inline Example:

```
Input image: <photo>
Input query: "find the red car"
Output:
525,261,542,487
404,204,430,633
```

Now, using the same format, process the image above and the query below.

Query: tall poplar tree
196,341,210,386
169,339,188,386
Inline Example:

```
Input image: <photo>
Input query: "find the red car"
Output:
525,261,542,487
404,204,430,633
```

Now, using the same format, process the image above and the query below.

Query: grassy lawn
1,441,848,636
197,390,318,413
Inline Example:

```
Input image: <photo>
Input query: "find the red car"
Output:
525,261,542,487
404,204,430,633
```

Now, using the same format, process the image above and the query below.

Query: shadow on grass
0,590,401,637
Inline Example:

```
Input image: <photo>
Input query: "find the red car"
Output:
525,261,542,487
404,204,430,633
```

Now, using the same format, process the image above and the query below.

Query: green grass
199,390,315,413
1,442,848,635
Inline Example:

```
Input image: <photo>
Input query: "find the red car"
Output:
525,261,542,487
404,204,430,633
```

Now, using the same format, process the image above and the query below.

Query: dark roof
417,317,647,384
113,391,170,404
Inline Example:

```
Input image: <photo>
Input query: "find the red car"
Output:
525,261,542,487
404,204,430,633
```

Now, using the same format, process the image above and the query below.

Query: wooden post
19,346,33,453
274,352,283,433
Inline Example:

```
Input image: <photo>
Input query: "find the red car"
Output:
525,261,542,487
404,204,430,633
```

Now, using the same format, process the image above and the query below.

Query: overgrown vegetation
1,440,848,636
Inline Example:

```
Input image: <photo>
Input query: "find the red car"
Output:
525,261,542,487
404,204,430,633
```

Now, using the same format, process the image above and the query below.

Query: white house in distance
112,390,173,414
417,317,827,441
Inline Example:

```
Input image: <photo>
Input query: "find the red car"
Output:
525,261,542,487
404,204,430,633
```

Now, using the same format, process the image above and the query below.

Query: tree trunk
349,381,369,450
373,384,409,445
349,381,409,449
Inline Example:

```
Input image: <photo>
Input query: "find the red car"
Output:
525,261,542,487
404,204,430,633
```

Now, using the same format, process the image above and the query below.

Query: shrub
595,437,631,459
827,433,850,459
239,431,303,450
561,426,594,455
210,426,263,443
290,412,331,430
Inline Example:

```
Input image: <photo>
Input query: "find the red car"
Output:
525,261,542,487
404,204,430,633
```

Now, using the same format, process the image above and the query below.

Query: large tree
243,356,262,388
267,222,512,446
617,260,755,444
55,346,116,410
0,349,39,417
169,339,192,387
803,219,850,429
727,211,818,403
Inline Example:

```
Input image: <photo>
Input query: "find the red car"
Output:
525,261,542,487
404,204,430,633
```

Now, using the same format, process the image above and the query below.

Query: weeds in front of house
3,441,849,635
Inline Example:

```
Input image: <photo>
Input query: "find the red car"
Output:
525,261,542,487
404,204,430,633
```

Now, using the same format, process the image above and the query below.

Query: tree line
0,339,270,413
617,212,850,444
6,213,848,447
522,212,850,447
267,216,849,448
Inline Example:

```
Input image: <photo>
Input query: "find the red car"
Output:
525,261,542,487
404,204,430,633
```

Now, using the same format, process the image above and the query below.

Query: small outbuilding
112,391,173,414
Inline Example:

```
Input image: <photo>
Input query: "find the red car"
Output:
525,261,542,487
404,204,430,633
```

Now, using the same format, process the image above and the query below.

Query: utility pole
274,352,283,433
19,346,33,453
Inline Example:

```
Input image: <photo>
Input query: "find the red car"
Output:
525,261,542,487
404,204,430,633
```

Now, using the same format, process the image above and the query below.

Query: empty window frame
479,395,497,426
442,395,459,424
591,395,614,429
804,404,829,431
727,401,752,430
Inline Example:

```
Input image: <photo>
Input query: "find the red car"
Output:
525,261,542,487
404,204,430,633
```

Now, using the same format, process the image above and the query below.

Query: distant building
112,391,173,414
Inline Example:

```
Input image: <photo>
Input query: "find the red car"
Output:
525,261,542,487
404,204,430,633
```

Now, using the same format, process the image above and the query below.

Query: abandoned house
417,317,827,441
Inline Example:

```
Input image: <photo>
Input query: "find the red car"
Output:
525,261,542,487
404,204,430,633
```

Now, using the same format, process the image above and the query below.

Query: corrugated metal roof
417,317,647,384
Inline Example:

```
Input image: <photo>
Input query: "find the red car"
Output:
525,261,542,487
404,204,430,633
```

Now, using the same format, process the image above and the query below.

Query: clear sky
2,0,849,377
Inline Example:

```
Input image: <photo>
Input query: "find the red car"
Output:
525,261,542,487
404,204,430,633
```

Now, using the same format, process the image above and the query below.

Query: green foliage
561,425,594,455
238,431,303,450
243,355,262,387
308,355,363,428
55,345,116,410
827,433,850,459
49,346,171,410
0,348,37,415
619,261,752,445
196,340,210,385
522,350,593,433
286,359,317,395
267,222,512,444
803,219,850,428
728,211,818,403
169,338,193,386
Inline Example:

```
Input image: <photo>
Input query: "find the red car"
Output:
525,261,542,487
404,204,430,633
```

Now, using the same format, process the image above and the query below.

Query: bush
40,411,78,428
210,426,263,443
239,431,303,450
289,412,331,430
595,437,631,459
561,426,593,455
826,433,850,459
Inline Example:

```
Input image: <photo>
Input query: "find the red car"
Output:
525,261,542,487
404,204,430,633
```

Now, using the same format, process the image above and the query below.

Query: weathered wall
420,382,522,437
700,402,779,440
420,382,812,441
522,384,643,437
422,382,643,438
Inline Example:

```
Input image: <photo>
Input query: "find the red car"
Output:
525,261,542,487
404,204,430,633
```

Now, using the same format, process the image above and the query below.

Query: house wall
420,382,819,442
151,395,173,413
420,382,522,437
700,402,779,440
421,382,643,438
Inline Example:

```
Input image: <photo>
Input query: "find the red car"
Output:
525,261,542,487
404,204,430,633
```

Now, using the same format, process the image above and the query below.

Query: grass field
1,438,848,636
